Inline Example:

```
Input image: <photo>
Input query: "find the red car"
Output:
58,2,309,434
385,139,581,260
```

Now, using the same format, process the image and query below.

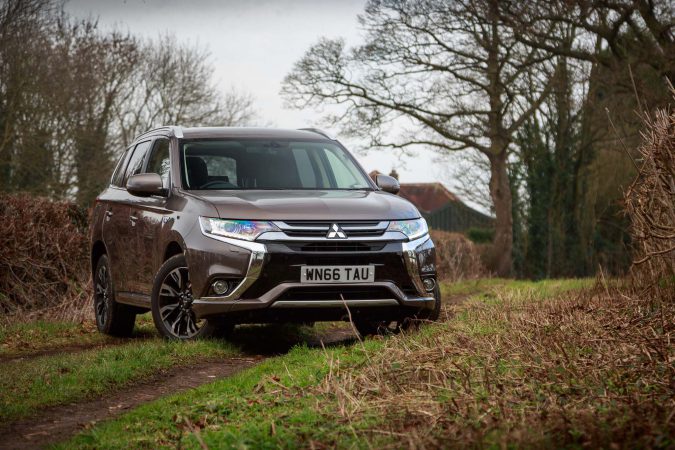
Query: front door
113,139,153,298
127,138,173,296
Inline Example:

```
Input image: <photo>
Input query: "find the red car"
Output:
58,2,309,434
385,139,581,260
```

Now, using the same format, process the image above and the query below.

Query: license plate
300,265,375,283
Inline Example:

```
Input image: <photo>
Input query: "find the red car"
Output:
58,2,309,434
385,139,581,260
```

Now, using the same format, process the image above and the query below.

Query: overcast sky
65,0,468,200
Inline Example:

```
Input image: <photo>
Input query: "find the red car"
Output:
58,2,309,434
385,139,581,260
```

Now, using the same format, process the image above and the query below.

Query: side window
111,147,133,187
145,138,171,188
122,140,152,187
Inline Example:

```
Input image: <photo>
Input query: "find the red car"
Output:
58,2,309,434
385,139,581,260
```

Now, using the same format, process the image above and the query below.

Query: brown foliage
316,282,674,447
624,90,675,301
430,229,488,281
0,194,90,320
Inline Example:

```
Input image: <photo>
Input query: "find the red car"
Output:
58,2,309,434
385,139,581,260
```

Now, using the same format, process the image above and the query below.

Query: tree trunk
488,151,513,277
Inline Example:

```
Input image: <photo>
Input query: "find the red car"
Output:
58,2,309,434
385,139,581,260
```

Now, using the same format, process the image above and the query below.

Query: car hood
193,189,420,221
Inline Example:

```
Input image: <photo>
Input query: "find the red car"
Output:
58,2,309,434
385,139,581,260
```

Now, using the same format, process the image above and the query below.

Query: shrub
430,229,488,281
624,90,675,302
466,227,494,244
0,194,90,320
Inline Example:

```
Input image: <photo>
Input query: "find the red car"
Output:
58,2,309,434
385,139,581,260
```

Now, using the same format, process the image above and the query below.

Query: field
0,278,672,449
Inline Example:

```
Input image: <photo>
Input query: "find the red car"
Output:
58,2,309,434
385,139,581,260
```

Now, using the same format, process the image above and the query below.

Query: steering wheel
199,180,234,189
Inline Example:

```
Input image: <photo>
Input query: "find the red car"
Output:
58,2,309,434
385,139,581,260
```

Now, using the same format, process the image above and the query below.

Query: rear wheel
151,254,215,340
93,255,136,336
355,285,441,337
354,318,413,337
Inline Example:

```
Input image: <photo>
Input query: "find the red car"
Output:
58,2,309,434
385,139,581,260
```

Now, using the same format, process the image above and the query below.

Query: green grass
59,278,610,449
0,313,157,358
57,341,385,449
0,338,238,422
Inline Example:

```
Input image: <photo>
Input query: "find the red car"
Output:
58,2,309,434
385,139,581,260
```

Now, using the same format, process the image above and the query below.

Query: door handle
105,210,113,219
129,215,138,226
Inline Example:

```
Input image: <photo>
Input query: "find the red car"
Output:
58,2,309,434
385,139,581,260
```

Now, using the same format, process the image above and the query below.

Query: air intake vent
287,242,386,252
276,221,388,238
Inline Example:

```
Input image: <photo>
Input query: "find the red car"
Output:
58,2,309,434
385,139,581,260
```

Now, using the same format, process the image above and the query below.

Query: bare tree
113,36,257,148
282,0,554,275
0,1,258,206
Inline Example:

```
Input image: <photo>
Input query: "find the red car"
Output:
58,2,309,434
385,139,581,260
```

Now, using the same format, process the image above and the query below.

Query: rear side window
122,140,152,186
145,138,171,188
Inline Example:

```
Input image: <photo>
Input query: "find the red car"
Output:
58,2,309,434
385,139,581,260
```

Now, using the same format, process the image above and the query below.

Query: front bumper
188,233,437,321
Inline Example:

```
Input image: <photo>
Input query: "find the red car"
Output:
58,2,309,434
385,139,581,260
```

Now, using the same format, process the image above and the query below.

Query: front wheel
151,254,215,340
93,254,136,337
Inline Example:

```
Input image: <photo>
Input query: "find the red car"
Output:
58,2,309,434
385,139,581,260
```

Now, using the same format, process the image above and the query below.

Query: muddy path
0,357,261,450
0,325,358,450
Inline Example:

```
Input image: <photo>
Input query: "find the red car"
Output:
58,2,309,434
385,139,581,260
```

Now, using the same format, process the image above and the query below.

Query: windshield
180,139,373,190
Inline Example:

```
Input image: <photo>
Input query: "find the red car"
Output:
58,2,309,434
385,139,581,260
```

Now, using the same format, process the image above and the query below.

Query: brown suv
90,127,439,339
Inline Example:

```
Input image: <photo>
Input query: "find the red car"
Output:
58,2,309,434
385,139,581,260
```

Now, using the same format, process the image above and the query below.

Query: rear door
127,137,173,296
108,140,153,299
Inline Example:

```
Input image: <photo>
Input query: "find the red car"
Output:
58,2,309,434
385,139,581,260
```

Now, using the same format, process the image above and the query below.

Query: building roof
398,183,460,213
369,170,460,213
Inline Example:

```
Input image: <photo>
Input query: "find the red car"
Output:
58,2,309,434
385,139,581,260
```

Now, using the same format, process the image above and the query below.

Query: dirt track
0,325,358,450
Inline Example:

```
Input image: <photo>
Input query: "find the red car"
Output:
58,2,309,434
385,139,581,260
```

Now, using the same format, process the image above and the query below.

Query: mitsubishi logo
326,223,347,239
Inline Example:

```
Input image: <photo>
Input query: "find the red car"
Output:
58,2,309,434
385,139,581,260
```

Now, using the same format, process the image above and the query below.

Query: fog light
422,278,436,292
212,280,230,295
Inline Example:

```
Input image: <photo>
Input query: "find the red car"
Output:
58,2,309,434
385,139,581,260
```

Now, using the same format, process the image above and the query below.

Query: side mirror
376,174,400,195
126,173,166,197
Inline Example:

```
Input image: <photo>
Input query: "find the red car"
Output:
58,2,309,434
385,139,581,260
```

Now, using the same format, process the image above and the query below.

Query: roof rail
297,128,335,140
132,125,183,142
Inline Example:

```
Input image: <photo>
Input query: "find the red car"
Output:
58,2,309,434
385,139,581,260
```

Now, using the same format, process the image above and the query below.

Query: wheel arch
164,241,184,261
91,240,107,277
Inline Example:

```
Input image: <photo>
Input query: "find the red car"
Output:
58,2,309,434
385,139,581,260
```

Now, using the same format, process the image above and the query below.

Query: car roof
134,126,334,142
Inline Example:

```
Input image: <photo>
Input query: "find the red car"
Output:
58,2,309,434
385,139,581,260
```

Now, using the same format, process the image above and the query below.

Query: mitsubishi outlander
90,127,440,339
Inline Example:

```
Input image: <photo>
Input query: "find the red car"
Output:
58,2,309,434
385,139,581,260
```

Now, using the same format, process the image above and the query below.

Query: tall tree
282,0,554,275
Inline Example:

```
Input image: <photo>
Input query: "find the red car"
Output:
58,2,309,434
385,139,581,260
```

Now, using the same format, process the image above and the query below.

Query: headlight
199,217,279,241
387,218,428,240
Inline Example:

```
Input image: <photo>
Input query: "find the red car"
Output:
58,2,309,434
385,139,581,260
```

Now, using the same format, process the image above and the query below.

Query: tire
354,318,412,337
151,254,215,340
425,284,442,321
93,254,136,337
354,285,441,337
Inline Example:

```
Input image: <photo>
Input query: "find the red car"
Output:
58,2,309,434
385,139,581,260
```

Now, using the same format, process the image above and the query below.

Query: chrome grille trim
268,220,390,240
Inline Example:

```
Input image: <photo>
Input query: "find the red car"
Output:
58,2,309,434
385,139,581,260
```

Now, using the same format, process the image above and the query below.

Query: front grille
277,286,394,301
276,221,388,238
286,242,386,252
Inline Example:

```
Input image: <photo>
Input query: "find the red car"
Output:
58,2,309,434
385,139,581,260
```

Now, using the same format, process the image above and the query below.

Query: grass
60,277,675,449
0,313,157,358
0,327,238,422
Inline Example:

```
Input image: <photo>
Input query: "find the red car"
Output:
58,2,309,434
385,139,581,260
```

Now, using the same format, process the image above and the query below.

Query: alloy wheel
94,264,110,326
158,267,204,339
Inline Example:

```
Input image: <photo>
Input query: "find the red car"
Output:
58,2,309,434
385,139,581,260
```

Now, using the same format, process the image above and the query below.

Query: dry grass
314,281,674,448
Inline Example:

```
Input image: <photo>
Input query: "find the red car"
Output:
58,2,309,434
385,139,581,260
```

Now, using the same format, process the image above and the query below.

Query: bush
466,227,494,244
624,90,675,302
430,229,488,281
0,194,90,319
